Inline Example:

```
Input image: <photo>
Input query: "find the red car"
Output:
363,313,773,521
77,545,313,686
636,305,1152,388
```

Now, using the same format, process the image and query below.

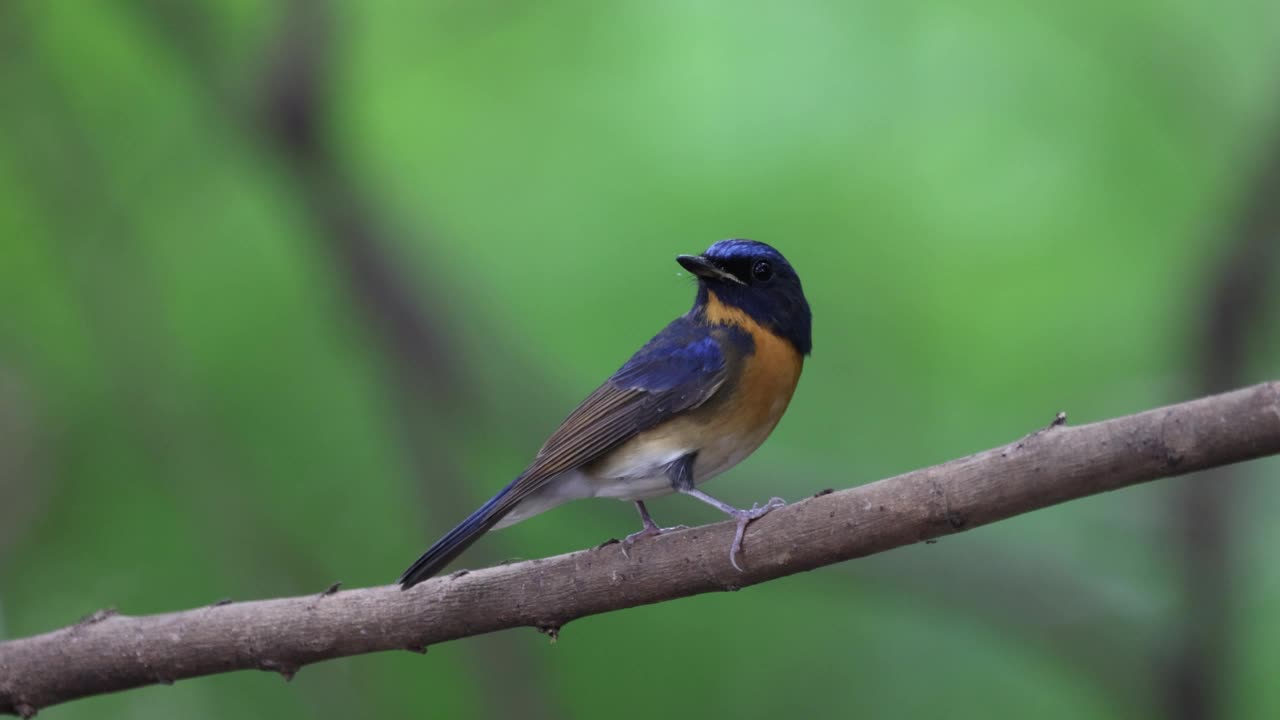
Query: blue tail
398,479,519,589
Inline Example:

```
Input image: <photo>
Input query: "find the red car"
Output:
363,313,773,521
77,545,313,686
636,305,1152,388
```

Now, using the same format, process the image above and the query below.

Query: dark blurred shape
252,4,560,718
128,2,561,717
257,0,462,410
0,369,45,569
1168,107,1280,720
260,0,326,160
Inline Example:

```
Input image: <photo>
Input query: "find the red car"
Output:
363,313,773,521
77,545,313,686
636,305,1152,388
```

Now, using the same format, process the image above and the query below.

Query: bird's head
678,239,812,356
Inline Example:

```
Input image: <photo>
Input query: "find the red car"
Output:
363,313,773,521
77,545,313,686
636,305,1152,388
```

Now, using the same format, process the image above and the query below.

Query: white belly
490,464,675,529
493,424,770,530
590,421,775,501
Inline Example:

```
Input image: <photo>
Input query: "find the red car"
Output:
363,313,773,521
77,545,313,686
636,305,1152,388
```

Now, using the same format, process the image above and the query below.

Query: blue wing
611,317,729,392
529,314,741,478
399,315,745,587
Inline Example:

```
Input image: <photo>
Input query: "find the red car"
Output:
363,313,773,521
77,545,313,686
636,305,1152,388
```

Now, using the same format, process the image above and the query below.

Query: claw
621,524,658,558
727,499,786,571
620,501,687,558
620,523,688,558
675,488,788,571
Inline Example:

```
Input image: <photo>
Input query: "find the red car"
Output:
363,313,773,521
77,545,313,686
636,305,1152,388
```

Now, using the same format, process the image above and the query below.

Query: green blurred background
3,1,1280,718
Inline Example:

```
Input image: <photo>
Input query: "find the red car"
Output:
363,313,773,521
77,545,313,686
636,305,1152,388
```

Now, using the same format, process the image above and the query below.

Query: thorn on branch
259,660,299,682
535,625,561,643
1013,410,1071,449
307,581,343,610
813,488,834,498
15,702,37,719
75,608,118,627
405,644,429,655
596,538,620,549
210,598,233,607
448,569,469,580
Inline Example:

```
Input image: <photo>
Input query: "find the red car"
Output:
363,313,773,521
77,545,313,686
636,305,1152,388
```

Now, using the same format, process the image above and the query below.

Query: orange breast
691,290,804,478
585,290,804,496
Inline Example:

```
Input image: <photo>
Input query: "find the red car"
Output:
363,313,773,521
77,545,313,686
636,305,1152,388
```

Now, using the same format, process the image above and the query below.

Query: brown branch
2,382,1278,717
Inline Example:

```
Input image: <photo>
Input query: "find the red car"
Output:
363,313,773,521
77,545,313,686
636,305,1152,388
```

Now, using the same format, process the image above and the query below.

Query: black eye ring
751,260,774,282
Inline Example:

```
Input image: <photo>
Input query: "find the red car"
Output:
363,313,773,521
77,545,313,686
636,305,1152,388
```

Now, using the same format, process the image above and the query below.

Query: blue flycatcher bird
399,239,811,589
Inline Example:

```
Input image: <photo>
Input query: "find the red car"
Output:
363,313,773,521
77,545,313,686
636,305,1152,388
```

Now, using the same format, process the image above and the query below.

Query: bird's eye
751,260,774,282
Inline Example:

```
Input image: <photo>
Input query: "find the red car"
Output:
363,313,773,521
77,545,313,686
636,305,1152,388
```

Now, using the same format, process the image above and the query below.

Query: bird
399,238,812,589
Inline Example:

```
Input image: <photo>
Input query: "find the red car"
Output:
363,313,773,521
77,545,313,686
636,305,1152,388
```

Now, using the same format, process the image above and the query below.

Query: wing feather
398,315,742,587
495,316,732,510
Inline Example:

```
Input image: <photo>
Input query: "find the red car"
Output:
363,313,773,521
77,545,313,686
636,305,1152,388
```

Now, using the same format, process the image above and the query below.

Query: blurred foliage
2,1,1280,718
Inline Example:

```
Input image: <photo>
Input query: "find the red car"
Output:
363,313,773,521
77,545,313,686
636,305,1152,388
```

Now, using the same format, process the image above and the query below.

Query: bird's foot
620,522,689,559
727,497,786,571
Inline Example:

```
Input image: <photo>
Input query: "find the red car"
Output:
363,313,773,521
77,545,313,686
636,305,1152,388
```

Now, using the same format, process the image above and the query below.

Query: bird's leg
678,487,786,571
634,500,663,533
618,454,705,558
620,501,688,557
668,452,784,569
623,501,662,545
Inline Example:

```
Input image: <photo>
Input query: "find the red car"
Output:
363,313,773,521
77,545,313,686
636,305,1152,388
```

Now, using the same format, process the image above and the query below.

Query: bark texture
2,381,1278,718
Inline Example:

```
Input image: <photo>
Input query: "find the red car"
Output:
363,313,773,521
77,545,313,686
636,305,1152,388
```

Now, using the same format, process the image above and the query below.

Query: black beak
677,255,743,284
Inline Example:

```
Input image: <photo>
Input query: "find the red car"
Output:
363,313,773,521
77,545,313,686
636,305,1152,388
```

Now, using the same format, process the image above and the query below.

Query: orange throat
705,289,804,434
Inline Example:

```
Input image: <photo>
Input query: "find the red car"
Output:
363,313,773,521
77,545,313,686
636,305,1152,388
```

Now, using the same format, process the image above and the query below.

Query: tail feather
398,480,518,589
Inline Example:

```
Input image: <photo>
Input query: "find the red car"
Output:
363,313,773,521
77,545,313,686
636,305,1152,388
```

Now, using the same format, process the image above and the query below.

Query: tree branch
3,381,1279,717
